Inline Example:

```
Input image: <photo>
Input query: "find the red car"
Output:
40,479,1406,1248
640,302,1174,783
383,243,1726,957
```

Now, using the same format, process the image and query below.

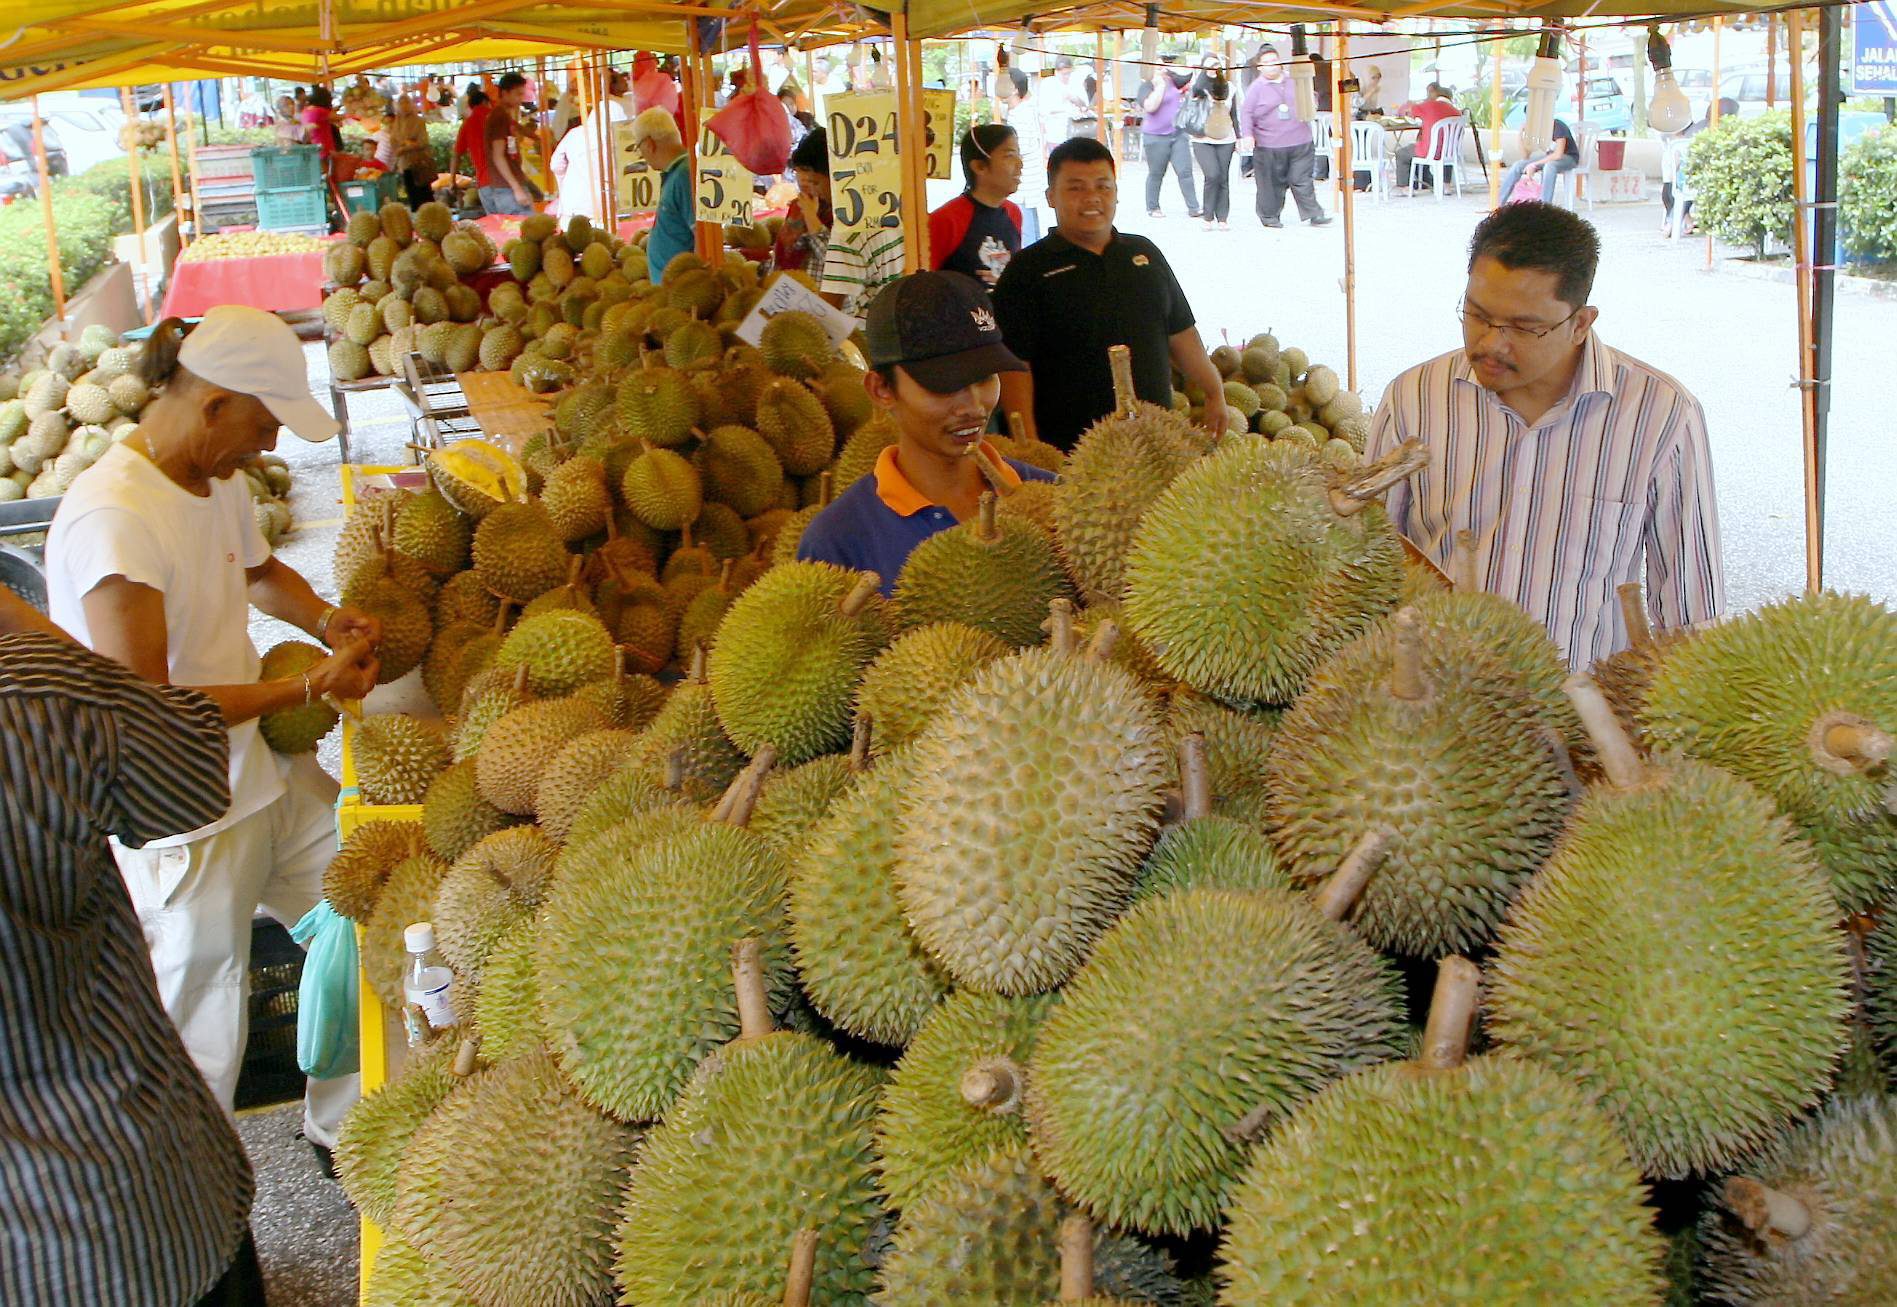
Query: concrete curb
1711,253,1897,301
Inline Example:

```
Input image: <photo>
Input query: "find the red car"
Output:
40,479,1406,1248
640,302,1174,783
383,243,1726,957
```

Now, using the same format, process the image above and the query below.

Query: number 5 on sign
614,123,658,213
696,109,754,226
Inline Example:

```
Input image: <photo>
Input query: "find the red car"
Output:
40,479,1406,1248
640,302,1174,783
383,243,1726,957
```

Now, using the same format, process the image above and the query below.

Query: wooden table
458,370,552,455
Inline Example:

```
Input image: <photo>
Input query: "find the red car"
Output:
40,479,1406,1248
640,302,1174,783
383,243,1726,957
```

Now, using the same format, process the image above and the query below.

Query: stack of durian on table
270,287,1895,1305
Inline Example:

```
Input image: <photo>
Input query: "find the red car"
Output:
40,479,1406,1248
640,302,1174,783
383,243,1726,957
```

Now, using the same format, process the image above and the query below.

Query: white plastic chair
1350,120,1391,201
1311,114,1340,184
1407,116,1466,199
1553,123,1599,212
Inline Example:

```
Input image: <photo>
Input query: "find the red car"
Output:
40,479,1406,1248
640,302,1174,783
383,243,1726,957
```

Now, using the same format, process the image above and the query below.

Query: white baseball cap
176,304,340,443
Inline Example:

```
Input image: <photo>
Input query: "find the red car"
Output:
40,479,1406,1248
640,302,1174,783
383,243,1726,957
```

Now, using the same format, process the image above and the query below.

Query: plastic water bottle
402,921,458,1047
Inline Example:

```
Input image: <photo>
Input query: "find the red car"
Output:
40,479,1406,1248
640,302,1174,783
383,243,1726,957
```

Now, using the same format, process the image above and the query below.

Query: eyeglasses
1457,298,1579,343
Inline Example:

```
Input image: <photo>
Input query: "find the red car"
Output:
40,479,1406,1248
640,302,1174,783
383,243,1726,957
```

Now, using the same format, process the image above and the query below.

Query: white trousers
115,751,360,1149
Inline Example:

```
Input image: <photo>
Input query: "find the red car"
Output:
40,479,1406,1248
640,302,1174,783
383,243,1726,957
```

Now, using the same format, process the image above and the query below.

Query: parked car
0,101,124,176
0,120,70,203
1502,76,1633,133
1718,62,1808,117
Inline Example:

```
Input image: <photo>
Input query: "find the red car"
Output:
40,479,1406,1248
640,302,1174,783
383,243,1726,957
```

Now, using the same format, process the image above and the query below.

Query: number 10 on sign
614,123,658,213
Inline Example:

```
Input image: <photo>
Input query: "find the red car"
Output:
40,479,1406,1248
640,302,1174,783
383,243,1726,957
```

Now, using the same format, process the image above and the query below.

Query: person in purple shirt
1239,45,1331,229
1138,54,1199,219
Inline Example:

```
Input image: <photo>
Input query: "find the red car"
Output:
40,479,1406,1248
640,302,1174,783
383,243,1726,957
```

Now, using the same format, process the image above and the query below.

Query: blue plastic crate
251,144,323,192
257,184,329,232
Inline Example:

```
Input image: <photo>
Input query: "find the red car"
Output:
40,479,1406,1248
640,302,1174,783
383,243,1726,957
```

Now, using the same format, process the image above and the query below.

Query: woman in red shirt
299,87,344,167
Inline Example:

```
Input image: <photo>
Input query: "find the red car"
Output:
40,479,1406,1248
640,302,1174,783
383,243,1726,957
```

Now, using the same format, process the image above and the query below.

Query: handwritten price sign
613,123,657,214
826,92,900,244
696,109,755,227
922,88,956,180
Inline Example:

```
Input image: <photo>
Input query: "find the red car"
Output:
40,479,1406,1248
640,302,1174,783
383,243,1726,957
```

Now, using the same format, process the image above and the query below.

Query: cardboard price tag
613,123,658,213
696,108,755,226
734,272,860,347
825,92,900,243
922,88,957,180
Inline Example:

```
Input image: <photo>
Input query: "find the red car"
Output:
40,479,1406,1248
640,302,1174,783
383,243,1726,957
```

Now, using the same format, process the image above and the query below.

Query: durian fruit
472,499,568,604
535,728,641,843
1124,435,1421,708
759,310,833,379
569,651,666,732
452,664,532,763
1134,734,1284,902
363,851,449,1008
421,759,516,863
422,609,504,716
896,625,1168,995
412,1047,641,1307
475,694,612,816
746,740,859,856
1489,676,1852,1178
1640,590,1897,912
323,819,427,922
335,1043,460,1227
257,641,340,754
626,647,745,802
708,563,887,765
1025,868,1408,1235
1050,348,1203,606
892,492,1071,649
831,412,898,490
494,608,614,697
542,453,613,541
435,570,502,632
1217,957,1668,1305
790,746,949,1046
1868,913,1897,1079
470,917,546,1061
675,559,740,662
353,714,449,806
563,766,693,861
622,443,703,532
1696,1093,1897,1305
755,378,837,477
342,526,435,684
393,489,471,574
875,989,1056,1211
1263,609,1574,956
433,825,556,976
612,940,884,1304
539,785,793,1123
697,423,786,518
616,366,701,448
854,621,1011,757
1163,689,1278,823
364,1236,475,1307
1589,581,1692,753
520,554,598,621
770,471,836,566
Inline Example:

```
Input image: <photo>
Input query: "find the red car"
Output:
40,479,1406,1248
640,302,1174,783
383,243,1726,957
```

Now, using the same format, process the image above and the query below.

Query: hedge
1685,110,1795,259
1840,126,1897,262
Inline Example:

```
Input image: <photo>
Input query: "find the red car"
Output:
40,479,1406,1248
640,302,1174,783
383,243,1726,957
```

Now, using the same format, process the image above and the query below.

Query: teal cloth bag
289,901,360,1079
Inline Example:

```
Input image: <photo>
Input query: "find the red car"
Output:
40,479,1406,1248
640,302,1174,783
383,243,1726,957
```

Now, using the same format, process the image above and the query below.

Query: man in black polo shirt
992,136,1227,453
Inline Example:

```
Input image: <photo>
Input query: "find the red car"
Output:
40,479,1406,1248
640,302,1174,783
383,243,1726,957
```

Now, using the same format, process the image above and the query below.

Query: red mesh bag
706,23,793,176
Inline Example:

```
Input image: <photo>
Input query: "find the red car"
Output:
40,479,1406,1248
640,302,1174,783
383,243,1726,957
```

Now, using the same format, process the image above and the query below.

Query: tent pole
1708,17,1722,269
1489,27,1503,207
598,56,613,234
536,57,553,197
1337,23,1356,393
1788,9,1820,591
1328,32,1342,204
32,97,67,329
683,23,715,264
891,13,928,273
1808,5,1840,591
163,84,190,250
120,86,153,324
1095,32,1107,143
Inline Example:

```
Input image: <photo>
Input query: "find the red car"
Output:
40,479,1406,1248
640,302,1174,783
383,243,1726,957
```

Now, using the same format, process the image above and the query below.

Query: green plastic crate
250,144,322,191
339,174,395,217
257,183,329,232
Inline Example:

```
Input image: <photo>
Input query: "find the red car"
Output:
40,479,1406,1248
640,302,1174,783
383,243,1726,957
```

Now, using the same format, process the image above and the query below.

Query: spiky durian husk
323,819,427,922
854,622,1010,757
335,1045,460,1227
1132,815,1284,904
562,766,692,853
1050,404,1201,607
1162,690,1280,824
433,826,556,977
470,916,546,1062
363,852,450,1010
1407,588,1590,761
747,752,854,854
474,696,611,815
890,513,1073,649
363,1236,476,1307
420,759,517,863
534,729,641,842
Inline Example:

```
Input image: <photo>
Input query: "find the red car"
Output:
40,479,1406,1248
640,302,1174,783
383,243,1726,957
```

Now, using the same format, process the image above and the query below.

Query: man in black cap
796,271,1056,591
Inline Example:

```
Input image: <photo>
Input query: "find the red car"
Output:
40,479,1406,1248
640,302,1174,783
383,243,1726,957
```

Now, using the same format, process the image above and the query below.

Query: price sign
613,123,658,214
826,91,900,244
696,109,755,227
922,88,957,180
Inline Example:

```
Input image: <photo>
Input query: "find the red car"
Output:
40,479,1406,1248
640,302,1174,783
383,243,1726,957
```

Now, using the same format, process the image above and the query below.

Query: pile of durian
282,322,1893,1305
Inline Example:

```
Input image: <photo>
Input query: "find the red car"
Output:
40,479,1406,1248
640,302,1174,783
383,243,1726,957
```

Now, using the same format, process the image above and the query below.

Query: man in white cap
46,306,382,1171
630,105,694,282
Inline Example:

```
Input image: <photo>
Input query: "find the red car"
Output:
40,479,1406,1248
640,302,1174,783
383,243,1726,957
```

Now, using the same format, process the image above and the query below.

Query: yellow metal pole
890,14,928,273
32,97,66,326
163,83,189,249
1788,8,1820,591
1337,23,1356,393
120,86,152,324
1489,28,1504,208
1329,32,1343,205
1095,32,1107,143
535,57,553,194
1708,17,1723,270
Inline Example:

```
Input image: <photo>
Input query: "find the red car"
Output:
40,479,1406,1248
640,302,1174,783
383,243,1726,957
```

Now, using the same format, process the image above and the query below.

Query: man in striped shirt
0,587,261,1305
1366,201,1724,668
821,219,906,319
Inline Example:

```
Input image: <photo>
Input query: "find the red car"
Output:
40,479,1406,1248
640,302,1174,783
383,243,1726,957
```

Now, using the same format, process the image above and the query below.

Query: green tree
1840,127,1897,263
1686,110,1794,258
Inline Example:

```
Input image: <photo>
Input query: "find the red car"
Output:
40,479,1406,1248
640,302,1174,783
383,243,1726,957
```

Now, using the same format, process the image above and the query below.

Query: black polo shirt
991,228,1197,452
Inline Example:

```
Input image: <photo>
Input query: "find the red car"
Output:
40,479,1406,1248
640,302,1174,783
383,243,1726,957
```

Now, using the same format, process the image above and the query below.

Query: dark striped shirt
0,633,253,1306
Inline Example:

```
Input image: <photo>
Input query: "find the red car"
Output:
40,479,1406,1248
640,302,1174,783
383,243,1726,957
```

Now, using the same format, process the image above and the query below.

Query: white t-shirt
1007,97,1047,206
46,442,281,845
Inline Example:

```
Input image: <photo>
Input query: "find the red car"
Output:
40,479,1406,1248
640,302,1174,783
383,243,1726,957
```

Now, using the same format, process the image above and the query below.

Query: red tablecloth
161,248,331,318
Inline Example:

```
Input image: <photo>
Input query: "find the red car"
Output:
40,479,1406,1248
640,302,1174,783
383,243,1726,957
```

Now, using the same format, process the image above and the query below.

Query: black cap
864,271,1026,395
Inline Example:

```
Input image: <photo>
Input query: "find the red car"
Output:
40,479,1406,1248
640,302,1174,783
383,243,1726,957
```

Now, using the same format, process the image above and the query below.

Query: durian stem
1046,598,1077,655
1007,411,1029,444
1418,956,1480,1071
1563,674,1648,789
563,554,583,590
1223,1101,1277,1146
783,1229,818,1307
849,713,872,772
958,1057,1025,1115
1057,1214,1095,1300
1178,732,1212,820
838,573,881,618
1086,619,1120,664
1107,345,1137,415
975,491,998,543
689,644,708,685
1617,582,1653,651
1814,714,1895,774
452,1034,481,1077
1388,609,1429,702
611,645,626,683
817,470,835,508
731,937,773,1042
491,600,513,636
1332,438,1428,518
511,664,530,695
725,745,777,828
974,443,1012,496
1312,828,1392,922
603,512,620,542
1724,1177,1813,1242
718,557,735,593
1451,530,1480,592
664,747,685,793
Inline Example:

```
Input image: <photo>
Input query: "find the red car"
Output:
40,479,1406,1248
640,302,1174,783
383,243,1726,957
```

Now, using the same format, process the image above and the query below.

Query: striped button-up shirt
1365,334,1725,668
0,634,253,1306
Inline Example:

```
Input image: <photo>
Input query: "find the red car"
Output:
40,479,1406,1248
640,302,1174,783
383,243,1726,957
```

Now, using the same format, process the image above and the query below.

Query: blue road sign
1855,2,1897,94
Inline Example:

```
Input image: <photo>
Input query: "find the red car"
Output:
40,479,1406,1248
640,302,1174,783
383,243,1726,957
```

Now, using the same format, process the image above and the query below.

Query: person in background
993,66,1047,243
1355,63,1385,117
1137,54,1199,219
1661,98,1730,237
1062,56,1100,140
811,54,845,123
779,80,816,153
993,137,1227,452
481,72,537,216
762,45,795,95
1393,82,1463,190
929,123,1024,286
1189,61,1239,231
797,272,1054,588
0,584,270,1307
299,87,342,169
391,92,436,208
44,308,383,1178
1366,202,1723,668
821,208,906,319
1042,56,1078,144
366,108,396,172
1240,45,1330,227
551,91,628,228
451,87,490,191
293,86,310,113
633,107,694,283
774,127,833,278
273,95,304,146
1498,115,1577,205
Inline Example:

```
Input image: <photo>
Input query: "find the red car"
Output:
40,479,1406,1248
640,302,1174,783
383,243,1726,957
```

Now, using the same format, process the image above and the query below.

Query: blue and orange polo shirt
795,442,1057,594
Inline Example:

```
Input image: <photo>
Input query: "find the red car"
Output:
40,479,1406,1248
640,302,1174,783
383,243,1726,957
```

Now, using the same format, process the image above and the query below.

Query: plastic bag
707,23,793,177
290,901,360,1080
1508,172,1542,204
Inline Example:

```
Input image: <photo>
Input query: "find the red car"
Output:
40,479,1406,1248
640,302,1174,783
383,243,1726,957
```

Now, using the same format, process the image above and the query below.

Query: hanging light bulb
1646,25,1693,134
1520,28,1563,155
1288,24,1317,122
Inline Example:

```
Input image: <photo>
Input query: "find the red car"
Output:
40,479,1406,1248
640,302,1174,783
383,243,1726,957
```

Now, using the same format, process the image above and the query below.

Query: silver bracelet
302,671,313,706
315,605,337,641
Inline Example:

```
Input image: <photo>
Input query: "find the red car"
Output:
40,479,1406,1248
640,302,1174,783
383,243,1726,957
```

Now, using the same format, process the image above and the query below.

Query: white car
0,99,126,176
